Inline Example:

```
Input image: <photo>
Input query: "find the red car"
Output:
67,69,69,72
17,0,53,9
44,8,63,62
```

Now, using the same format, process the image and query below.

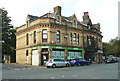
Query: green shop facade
30,46,84,66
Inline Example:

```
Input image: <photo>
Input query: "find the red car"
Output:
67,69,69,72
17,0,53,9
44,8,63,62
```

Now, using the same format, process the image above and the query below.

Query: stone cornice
16,43,83,50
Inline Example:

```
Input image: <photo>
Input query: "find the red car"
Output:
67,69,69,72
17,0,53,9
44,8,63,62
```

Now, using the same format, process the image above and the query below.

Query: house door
32,50,39,66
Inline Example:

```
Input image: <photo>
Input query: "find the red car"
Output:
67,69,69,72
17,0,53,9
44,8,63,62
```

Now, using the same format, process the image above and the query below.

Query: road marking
61,75,65,78
14,69,20,70
50,76,55,79
28,68,32,69
72,75,78,77
21,68,26,70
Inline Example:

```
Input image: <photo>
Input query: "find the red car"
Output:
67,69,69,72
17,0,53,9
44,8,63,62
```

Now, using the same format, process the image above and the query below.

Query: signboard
68,47,84,50
52,46,66,49
41,46,50,48
40,46,84,51
31,47,38,50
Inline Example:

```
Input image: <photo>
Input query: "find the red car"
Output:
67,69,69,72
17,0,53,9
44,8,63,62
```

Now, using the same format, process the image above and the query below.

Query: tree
1,8,16,63
103,37,120,57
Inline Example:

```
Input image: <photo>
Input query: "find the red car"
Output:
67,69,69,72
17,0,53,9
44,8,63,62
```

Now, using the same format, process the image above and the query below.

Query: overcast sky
1,0,119,42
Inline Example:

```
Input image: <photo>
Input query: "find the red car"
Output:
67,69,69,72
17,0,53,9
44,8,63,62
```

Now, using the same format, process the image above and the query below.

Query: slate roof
27,14,40,23
27,13,100,30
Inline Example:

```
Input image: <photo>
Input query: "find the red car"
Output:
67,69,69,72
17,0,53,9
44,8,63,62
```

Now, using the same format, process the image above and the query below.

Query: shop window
70,33,72,44
26,33,29,45
34,31,36,44
42,29,48,42
56,30,60,43
52,50,64,59
73,33,76,44
67,51,82,59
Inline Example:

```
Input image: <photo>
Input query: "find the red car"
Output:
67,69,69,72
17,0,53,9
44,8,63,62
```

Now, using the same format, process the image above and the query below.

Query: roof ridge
28,14,39,18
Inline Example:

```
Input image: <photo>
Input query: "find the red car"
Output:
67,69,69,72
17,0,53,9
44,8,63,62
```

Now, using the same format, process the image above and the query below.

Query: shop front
31,46,84,66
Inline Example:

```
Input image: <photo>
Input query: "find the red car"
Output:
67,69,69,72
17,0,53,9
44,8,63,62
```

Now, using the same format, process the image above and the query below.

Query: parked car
112,57,118,62
104,56,118,63
105,58,116,63
45,59,70,68
69,58,91,66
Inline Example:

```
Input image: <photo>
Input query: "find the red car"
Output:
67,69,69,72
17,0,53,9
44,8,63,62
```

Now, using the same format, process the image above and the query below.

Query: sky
0,0,119,42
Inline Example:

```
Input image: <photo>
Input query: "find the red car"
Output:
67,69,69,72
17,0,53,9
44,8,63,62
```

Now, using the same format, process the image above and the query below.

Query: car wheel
87,63,90,65
52,64,56,68
66,63,70,67
47,66,50,68
71,65,74,67
80,63,83,66
76,63,80,66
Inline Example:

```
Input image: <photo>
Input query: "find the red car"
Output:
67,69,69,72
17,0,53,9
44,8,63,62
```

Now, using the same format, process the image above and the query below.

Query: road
2,62,119,79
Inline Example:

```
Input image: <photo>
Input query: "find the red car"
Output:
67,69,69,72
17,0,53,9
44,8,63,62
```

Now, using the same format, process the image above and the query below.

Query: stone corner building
16,6,103,66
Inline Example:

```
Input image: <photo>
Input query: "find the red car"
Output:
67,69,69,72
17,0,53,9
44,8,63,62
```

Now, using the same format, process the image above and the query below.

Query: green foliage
103,37,120,57
1,8,16,60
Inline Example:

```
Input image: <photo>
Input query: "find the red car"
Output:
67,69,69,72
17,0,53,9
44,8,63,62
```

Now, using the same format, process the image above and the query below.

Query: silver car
45,59,70,68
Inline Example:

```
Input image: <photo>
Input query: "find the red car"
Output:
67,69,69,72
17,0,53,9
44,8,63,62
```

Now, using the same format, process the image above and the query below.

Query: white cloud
0,0,119,42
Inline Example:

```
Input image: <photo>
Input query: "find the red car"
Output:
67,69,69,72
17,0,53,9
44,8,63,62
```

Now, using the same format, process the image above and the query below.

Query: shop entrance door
41,54,48,66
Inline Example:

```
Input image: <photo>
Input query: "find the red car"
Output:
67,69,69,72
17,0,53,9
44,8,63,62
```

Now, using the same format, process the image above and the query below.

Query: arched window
73,20,76,27
42,29,47,42
56,16,60,24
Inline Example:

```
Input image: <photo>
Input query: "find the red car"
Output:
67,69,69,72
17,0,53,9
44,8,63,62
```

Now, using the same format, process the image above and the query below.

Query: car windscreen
54,59,60,61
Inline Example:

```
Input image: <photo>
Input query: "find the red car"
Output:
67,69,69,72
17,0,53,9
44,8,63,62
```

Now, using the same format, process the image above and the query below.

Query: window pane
43,34,47,38
43,30,47,33
43,39,47,42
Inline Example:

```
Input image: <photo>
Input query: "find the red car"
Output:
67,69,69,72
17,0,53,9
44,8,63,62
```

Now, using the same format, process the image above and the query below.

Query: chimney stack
83,12,89,21
54,6,62,16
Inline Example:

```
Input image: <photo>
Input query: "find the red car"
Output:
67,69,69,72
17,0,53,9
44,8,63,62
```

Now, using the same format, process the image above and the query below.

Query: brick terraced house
16,6,103,66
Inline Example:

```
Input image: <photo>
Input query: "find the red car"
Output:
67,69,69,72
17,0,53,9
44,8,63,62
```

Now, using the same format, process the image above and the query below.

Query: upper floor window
34,31,36,44
77,34,79,45
88,36,91,45
70,33,72,45
56,30,60,43
26,21,29,27
73,33,76,44
73,20,76,27
26,33,29,45
42,29,47,42
56,16,60,24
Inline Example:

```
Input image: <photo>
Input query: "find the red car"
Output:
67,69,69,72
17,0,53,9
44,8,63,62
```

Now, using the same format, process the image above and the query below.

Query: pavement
2,63,46,69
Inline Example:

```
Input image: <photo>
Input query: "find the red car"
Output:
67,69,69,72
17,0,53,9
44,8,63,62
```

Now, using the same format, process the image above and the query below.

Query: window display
67,51,82,59
52,51,64,59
